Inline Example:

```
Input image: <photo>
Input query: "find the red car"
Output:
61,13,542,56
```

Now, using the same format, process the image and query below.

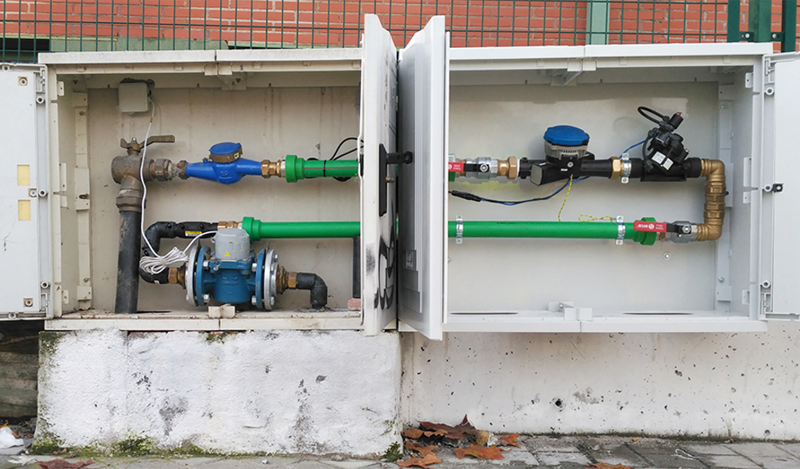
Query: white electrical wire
137,97,216,276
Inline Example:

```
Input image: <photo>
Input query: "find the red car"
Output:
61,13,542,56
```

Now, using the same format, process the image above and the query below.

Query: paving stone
681,444,738,456
705,454,762,468
728,443,791,459
437,450,480,464
776,443,800,459
535,451,590,466
629,448,706,468
490,447,539,466
585,444,649,468
321,459,378,469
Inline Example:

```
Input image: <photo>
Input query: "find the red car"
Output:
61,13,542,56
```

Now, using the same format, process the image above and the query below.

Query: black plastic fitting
295,273,328,309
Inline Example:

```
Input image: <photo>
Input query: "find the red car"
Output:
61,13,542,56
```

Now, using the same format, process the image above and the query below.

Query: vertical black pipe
115,210,142,314
352,235,361,299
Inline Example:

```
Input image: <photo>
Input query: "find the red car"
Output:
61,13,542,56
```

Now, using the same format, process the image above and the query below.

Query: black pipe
352,236,361,299
295,273,328,309
140,221,216,284
115,211,142,314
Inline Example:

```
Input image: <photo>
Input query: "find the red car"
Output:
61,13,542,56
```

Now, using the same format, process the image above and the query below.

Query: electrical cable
579,214,614,222
330,136,362,181
138,97,216,275
622,140,645,156
557,175,574,222
637,106,667,125
449,177,587,206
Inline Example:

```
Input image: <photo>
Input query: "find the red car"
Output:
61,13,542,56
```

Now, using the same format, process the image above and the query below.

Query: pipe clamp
621,153,631,184
616,216,625,245
456,217,464,244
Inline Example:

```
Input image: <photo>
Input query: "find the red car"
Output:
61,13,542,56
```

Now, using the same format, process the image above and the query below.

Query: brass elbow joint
261,160,284,178
696,159,726,241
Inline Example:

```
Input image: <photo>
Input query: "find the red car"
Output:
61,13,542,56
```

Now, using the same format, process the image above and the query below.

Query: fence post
781,0,797,51
727,0,740,42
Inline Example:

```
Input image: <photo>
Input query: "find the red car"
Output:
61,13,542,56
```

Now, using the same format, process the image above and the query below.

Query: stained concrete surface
4,436,800,469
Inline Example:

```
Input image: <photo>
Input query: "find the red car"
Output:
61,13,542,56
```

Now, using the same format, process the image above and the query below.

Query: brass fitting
217,221,241,230
261,160,284,178
609,156,624,179
696,159,726,241
497,157,519,179
168,266,186,287
274,266,294,295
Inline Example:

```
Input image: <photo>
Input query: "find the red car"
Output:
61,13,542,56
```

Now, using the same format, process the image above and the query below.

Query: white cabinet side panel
397,16,447,340
769,53,800,315
0,66,45,316
361,14,399,335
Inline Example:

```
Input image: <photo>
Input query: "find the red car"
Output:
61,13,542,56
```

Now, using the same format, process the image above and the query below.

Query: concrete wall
37,330,401,456
401,323,800,440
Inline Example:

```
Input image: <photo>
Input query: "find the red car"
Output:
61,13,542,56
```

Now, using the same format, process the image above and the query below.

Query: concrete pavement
3,435,800,468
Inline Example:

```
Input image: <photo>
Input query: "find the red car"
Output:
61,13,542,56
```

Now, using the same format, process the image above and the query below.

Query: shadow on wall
0,321,42,419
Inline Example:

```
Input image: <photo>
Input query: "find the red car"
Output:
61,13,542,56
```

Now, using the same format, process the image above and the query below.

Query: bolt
251,263,257,272
212,265,219,272
203,293,210,303
251,296,257,306
682,225,691,234
272,254,278,261
270,296,275,306
203,260,210,269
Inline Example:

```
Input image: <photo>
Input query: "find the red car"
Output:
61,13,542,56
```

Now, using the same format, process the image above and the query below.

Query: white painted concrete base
37,330,401,456
401,323,800,440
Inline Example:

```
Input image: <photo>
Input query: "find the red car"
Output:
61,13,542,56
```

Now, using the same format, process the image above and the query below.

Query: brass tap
696,159,726,241
497,157,519,179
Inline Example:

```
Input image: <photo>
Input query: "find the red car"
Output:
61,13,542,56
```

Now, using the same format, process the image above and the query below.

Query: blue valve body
195,246,258,305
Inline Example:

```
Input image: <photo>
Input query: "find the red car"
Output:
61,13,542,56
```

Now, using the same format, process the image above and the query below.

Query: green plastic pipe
242,216,658,245
242,217,360,241
284,155,359,182
447,220,657,245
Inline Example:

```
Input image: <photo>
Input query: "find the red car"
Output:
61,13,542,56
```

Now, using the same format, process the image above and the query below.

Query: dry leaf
454,444,504,460
403,428,447,439
585,463,632,469
475,430,490,447
397,453,442,469
406,441,437,457
631,437,640,442
418,415,478,440
35,459,95,469
497,433,520,447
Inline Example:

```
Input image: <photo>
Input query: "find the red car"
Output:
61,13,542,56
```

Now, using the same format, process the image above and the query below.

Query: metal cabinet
398,39,800,338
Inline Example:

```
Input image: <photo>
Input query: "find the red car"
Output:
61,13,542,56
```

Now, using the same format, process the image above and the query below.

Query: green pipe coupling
283,155,360,182
242,217,361,241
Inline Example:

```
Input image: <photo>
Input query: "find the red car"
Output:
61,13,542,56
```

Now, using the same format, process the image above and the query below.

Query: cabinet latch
378,144,413,216
764,183,784,193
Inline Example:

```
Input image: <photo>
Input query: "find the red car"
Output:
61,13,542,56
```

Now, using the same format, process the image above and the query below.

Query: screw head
663,252,671,261
479,164,490,173
682,225,691,234
251,296,257,306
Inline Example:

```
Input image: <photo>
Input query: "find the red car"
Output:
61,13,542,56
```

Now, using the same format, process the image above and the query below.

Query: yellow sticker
18,200,31,221
17,165,30,186
185,231,202,236
224,252,230,257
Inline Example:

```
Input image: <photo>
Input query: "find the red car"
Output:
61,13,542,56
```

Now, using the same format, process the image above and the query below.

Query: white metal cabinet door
0,64,50,320
763,52,800,318
361,14,399,335
397,16,447,340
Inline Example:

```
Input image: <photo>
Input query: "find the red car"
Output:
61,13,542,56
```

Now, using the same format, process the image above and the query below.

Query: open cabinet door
396,16,447,340
763,52,800,319
361,15,399,335
0,64,51,321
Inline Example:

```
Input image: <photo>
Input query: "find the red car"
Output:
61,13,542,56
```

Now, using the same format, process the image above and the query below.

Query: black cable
449,177,586,206
637,106,667,125
330,136,362,181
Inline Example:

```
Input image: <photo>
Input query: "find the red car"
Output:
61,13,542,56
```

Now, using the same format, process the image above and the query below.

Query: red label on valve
448,161,465,172
633,221,667,232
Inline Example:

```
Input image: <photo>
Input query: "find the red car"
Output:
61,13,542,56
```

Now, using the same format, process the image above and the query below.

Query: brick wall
0,0,796,50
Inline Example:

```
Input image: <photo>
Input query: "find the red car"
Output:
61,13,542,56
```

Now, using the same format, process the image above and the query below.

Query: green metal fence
0,0,796,62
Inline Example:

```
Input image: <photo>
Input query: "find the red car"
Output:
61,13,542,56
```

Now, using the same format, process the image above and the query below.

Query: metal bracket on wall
378,144,413,216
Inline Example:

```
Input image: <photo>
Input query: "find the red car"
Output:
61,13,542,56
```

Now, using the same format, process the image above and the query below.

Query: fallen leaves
454,443,504,460
397,453,442,469
405,441,437,457
497,433,520,447
402,428,446,439
35,459,95,469
418,415,478,440
584,463,633,469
